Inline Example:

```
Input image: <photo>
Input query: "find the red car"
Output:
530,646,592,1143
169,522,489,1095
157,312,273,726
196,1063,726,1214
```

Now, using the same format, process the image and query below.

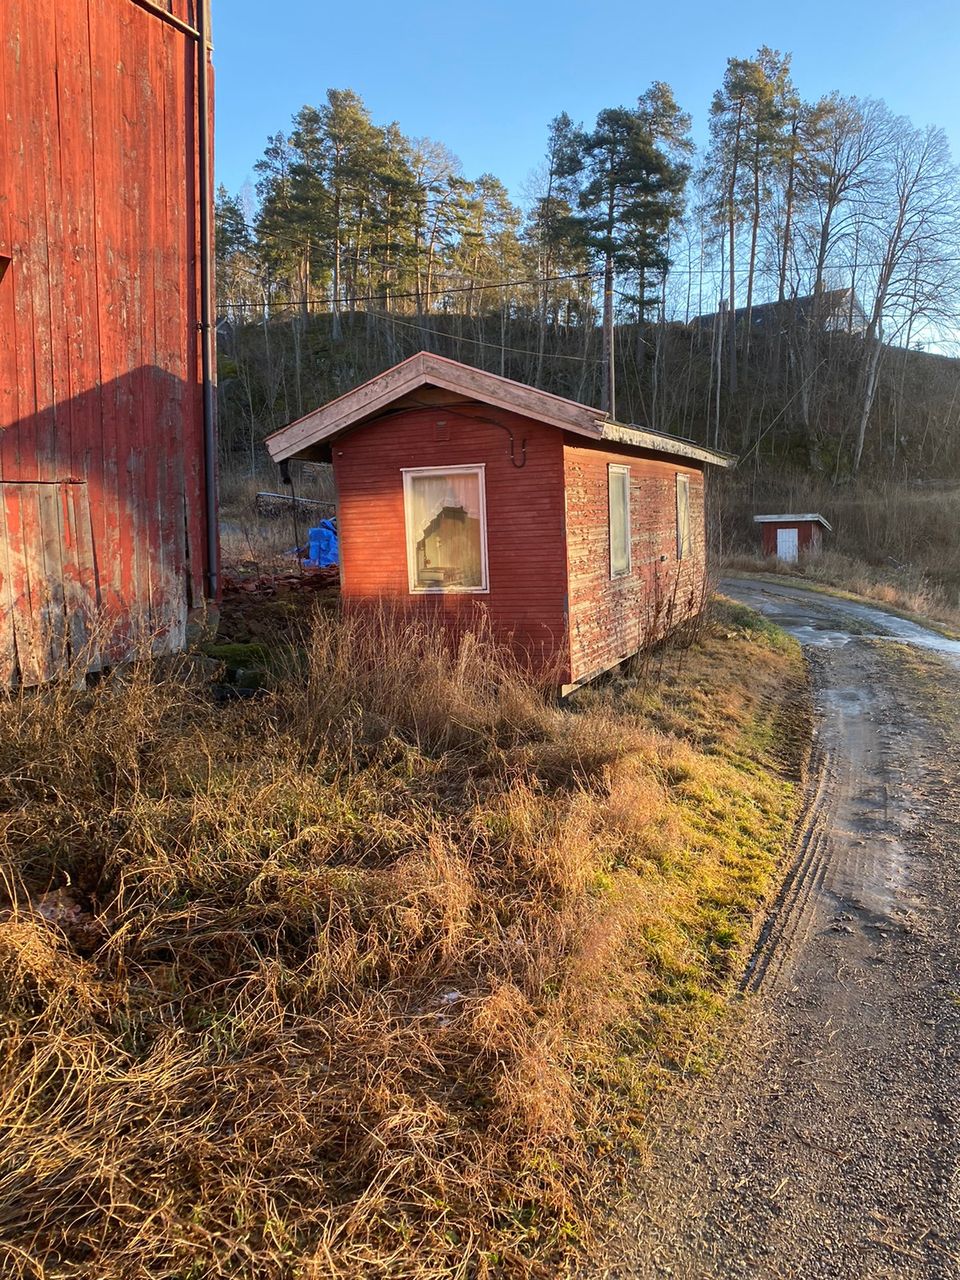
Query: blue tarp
305,519,338,567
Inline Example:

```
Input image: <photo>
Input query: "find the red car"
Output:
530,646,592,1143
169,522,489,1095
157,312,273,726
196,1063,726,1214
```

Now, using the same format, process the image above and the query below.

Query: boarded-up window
676,473,691,560
402,465,488,593
609,464,631,578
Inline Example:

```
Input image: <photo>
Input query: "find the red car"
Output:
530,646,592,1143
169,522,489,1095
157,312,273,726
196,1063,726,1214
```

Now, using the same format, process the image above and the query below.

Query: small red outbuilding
754,513,832,563
266,354,735,692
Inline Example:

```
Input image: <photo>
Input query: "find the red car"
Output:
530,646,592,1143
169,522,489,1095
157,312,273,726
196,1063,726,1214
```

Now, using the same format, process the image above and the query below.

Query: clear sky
213,0,960,207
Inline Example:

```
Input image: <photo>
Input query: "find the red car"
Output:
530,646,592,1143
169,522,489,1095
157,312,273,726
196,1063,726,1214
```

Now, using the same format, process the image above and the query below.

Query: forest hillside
214,49,960,605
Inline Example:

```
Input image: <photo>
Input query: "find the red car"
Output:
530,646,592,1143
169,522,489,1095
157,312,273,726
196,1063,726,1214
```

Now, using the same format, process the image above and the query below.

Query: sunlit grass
0,599,807,1278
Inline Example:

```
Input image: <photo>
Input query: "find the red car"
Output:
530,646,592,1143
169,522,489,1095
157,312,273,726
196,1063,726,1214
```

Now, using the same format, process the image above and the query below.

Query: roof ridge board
417,351,605,417
265,352,736,468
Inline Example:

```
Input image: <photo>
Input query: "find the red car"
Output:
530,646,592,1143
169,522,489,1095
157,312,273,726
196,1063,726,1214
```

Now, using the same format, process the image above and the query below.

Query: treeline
216,50,960,476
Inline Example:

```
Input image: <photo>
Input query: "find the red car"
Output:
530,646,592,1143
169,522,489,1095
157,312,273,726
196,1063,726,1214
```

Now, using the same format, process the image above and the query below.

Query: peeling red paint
0,1,214,686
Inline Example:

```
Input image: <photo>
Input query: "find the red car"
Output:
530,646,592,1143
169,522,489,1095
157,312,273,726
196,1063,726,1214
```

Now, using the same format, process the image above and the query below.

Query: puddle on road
722,580,960,665
821,686,871,713
785,623,860,649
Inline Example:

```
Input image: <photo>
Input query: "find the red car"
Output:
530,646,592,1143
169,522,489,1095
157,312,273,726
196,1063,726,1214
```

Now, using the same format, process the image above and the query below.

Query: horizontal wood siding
333,406,571,680
0,0,211,685
563,441,707,686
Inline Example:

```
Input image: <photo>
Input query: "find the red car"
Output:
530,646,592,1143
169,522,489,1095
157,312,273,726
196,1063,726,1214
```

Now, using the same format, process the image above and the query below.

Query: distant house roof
692,288,867,336
265,352,737,469
753,513,833,531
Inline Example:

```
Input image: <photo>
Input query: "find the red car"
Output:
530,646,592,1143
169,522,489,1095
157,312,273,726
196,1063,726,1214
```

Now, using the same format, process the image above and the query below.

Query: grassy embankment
0,600,807,1278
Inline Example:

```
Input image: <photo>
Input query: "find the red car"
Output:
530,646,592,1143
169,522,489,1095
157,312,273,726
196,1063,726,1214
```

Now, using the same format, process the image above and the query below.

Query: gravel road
590,579,960,1280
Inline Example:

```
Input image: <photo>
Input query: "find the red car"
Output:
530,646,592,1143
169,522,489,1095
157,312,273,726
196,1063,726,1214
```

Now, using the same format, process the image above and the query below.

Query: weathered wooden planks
0,482,98,686
0,0,213,687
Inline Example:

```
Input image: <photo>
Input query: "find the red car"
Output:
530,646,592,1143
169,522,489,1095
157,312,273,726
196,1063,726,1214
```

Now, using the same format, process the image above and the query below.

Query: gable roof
753,512,833,531
265,352,736,469
692,287,866,334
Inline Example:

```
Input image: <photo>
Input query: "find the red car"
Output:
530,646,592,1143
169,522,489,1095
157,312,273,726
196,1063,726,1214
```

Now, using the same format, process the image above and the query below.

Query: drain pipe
197,0,219,601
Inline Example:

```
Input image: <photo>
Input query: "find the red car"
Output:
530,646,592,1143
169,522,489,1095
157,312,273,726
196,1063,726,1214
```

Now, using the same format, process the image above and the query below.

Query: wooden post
601,252,615,417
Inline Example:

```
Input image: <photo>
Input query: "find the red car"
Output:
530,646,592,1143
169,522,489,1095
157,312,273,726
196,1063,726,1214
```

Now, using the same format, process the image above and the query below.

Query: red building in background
0,0,217,688
267,354,735,693
754,513,832,563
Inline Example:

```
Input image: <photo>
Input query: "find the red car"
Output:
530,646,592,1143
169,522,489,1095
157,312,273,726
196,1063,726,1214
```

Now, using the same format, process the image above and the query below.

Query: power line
361,309,600,363
220,267,603,310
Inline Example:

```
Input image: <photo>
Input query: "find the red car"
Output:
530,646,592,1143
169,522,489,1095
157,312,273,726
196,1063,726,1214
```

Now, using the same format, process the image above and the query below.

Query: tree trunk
331,193,342,342
726,98,744,397
636,266,646,384
853,331,884,473
600,180,616,417
744,131,761,357
778,117,799,304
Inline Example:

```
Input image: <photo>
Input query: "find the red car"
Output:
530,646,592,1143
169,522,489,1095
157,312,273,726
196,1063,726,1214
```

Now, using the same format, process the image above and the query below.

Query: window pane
609,466,630,577
407,470,485,590
677,474,691,560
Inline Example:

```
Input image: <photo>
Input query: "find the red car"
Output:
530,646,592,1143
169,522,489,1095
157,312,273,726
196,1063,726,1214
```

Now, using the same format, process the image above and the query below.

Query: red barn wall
332,405,571,680
760,522,821,556
563,442,707,687
0,0,212,687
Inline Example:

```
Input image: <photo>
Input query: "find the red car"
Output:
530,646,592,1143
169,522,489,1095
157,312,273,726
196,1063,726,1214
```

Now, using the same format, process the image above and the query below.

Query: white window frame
608,463,632,579
676,472,691,561
401,464,489,595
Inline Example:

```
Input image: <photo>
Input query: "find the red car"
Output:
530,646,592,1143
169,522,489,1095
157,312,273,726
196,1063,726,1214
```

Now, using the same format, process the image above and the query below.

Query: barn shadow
0,366,213,688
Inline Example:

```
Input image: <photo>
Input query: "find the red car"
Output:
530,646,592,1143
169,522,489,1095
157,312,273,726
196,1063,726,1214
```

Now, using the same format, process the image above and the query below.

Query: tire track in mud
590,592,960,1280
740,733,834,994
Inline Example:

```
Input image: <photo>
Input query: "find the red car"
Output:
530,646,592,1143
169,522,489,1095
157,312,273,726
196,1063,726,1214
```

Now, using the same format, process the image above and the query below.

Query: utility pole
601,250,615,417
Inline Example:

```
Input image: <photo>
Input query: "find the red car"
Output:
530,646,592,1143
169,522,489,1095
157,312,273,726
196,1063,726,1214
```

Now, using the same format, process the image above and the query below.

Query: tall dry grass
716,469,960,627
219,459,335,576
0,603,805,1278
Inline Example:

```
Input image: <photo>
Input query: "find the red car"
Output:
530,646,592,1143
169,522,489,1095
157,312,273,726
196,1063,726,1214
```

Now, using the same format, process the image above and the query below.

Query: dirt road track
591,580,960,1280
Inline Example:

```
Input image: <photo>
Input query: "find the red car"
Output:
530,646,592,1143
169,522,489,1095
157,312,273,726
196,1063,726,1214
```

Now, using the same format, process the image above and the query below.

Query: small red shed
267,355,735,691
754,513,832,562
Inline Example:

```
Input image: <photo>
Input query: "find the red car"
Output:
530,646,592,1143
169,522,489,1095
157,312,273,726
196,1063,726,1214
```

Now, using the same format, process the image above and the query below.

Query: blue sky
214,0,960,206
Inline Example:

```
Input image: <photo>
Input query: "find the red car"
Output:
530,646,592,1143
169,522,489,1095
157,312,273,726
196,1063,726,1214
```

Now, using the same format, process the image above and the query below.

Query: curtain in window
407,471,484,590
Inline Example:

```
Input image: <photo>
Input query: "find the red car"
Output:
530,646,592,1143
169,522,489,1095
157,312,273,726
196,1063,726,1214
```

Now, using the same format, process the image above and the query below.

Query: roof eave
265,351,607,462
597,421,737,468
753,513,833,531
264,351,737,470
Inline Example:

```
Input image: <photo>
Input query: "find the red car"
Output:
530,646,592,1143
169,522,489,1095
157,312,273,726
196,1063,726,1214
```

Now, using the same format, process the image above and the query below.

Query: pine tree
567,106,688,415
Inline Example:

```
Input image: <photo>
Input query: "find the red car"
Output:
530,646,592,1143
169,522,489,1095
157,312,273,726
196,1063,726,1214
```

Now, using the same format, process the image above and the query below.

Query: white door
776,527,799,563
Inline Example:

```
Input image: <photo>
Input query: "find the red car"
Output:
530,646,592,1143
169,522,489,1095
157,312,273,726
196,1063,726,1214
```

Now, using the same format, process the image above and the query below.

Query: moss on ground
872,642,960,736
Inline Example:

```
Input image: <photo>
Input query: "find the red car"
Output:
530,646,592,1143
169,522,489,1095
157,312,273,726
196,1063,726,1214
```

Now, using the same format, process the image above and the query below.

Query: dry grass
0,601,806,1279
219,460,335,577
717,470,960,629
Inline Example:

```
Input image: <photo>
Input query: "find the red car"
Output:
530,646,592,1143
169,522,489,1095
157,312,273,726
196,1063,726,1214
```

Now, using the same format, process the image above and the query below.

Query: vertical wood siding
0,0,210,686
563,442,707,687
333,406,572,680
0,481,99,685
